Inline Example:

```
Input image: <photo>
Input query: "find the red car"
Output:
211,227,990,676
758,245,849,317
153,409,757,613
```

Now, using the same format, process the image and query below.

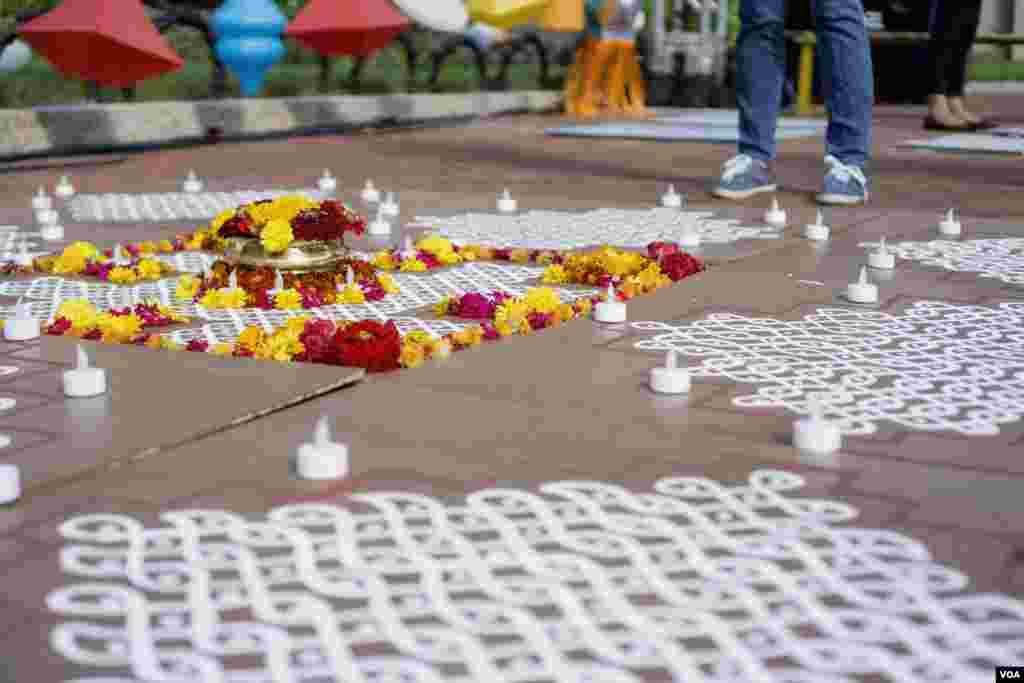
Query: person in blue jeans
713,0,874,205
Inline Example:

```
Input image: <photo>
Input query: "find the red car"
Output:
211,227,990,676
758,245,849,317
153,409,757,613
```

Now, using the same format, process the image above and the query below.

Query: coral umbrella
17,0,183,88
286,0,410,57
538,0,584,32
468,0,552,29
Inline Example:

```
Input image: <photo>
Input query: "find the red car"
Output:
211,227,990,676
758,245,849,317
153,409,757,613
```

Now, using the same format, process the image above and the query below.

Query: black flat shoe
923,117,972,132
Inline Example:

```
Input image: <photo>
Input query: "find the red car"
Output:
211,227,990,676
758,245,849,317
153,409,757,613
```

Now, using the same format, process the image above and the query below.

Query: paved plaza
1,97,1024,682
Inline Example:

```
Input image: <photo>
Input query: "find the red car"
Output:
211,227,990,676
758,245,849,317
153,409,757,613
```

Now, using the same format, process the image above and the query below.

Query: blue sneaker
817,155,869,205
712,154,777,200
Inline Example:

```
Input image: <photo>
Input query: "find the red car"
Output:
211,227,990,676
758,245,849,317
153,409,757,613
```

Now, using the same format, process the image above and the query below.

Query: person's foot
926,94,971,130
947,96,991,128
817,155,868,206
711,154,777,200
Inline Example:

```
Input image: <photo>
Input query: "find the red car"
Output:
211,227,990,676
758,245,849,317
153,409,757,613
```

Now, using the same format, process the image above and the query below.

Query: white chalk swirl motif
47,470,1023,682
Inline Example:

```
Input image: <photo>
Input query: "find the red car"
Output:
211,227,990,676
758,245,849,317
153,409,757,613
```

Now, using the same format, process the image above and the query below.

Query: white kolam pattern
0,277,199,322
167,316,471,347
858,238,1024,287
632,301,1024,436
412,208,781,250
47,470,1023,683
67,189,327,223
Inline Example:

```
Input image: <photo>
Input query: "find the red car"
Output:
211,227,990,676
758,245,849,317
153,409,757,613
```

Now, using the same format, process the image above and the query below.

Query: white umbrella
0,39,32,74
389,0,469,33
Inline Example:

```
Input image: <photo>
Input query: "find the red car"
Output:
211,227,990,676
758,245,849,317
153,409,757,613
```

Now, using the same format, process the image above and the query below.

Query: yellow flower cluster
144,335,184,352
50,242,99,274
236,316,309,361
376,273,399,294
416,235,463,266
245,196,318,227
336,284,366,304
260,218,294,253
52,299,185,344
175,274,201,301
273,289,303,310
400,330,452,368
198,287,249,309
543,246,651,285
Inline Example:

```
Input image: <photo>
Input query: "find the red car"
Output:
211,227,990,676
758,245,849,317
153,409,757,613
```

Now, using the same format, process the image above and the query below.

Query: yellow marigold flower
144,334,163,349
400,343,426,369
256,333,303,362
405,330,434,346
185,230,208,250
97,313,143,342
285,316,311,337
274,289,304,310
220,288,249,309
56,300,98,332
137,241,157,255
416,235,456,257
158,240,175,253
198,289,221,309
460,250,478,262
542,264,568,284
66,241,99,261
557,303,576,321
337,284,366,304
523,287,561,314
439,252,463,266
432,339,453,360
136,259,164,281
574,298,593,315
107,267,138,285
377,273,400,295
398,258,427,273
517,318,533,335
371,251,396,270
454,325,484,347
495,320,515,337
210,209,236,233
260,219,294,254
620,281,640,300
536,251,555,265
433,297,452,316
510,249,531,264
237,326,265,350
52,251,87,275
495,299,529,326
210,343,235,355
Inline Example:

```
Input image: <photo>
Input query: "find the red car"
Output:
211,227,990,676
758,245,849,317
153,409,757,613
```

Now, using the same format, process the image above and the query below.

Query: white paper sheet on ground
649,108,826,130
903,134,1024,155
545,122,824,143
389,0,469,33
991,127,1024,139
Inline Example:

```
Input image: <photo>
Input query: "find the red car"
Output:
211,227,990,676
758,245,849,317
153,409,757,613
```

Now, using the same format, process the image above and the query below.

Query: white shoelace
824,155,866,187
721,154,754,182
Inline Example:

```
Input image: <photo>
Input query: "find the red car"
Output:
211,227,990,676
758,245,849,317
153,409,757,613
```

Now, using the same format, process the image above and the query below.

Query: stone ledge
0,91,563,159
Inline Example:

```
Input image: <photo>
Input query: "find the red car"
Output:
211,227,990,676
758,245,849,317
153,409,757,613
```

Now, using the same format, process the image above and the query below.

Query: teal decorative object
211,0,287,96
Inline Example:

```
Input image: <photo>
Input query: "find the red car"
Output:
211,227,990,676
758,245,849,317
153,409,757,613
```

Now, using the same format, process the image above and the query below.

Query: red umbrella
286,0,410,58
18,0,184,88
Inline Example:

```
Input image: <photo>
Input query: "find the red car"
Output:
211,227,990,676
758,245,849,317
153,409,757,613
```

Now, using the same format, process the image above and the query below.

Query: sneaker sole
712,184,777,200
817,192,868,206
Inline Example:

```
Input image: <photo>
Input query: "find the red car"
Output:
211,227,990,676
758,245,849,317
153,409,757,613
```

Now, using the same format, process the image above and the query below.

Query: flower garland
13,242,177,284
435,287,593,338
209,196,366,253
177,317,485,372
371,235,564,273
541,242,704,299
175,258,399,311
44,300,189,344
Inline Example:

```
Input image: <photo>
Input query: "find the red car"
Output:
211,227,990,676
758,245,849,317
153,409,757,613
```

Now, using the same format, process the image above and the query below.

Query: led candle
62,344,107,398
660,184,683,208
31,187,51,211
649,349,691,394
35,208,59,226
381,192,399,218
368,206,391,236
13,242,33,267
295,415,349,479
867,237,895,270
497,189,517,214
361,180,380,204
228,269,238,290
594,284,627,323
938,208,961,236
55,175,75,200
345,266,355,287
803,210,829,241
764,197,787,228
317,169,337,193
3,299,39,341
40,224,64,241
182,170,203,194
0,464,20,504
845,266,878,304
793,398,842,455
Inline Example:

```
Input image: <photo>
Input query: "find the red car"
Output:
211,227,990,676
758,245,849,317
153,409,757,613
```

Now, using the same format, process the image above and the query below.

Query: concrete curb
0,91,563,160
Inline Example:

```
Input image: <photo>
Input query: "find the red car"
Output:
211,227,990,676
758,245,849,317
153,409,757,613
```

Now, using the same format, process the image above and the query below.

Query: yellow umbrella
467,0,551,29
537,0,583,32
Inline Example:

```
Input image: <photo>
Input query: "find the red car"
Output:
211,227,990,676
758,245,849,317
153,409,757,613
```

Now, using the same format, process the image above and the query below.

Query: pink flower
647,241,679,260
527,311,551,330
185,339,209,352
299,287,324,309
417,251,442,269
455,293,496,319
481,321,501,340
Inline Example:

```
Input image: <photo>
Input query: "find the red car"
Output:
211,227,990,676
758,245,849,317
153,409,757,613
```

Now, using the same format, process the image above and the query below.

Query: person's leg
925,0,969,128
735,0,786,163
814,0,873,204
944,0,986,125
712,0,783,200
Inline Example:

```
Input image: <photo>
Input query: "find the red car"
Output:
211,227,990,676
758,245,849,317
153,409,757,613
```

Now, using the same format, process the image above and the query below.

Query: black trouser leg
928,0,983,96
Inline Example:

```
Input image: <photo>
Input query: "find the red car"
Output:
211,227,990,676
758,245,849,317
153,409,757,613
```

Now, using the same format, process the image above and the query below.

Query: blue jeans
736,0,873,168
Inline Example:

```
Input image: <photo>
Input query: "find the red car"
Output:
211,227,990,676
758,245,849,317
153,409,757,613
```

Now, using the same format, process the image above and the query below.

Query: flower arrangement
371,236,564,272
435,287,593,338
44,300,189,344
19,242,177,284
541,242,703,299
178,316,483,372
209,196,366,253
177,258,399,311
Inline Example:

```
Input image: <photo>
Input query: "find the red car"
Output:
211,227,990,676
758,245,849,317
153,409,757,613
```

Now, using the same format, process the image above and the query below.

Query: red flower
332,320,401,372
660,252,704,281
83,328,102,341
527,311,552,330
298,319,337,363
46,317,72,335
291,201,366,242
647,241,679,260
185,339,209,353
